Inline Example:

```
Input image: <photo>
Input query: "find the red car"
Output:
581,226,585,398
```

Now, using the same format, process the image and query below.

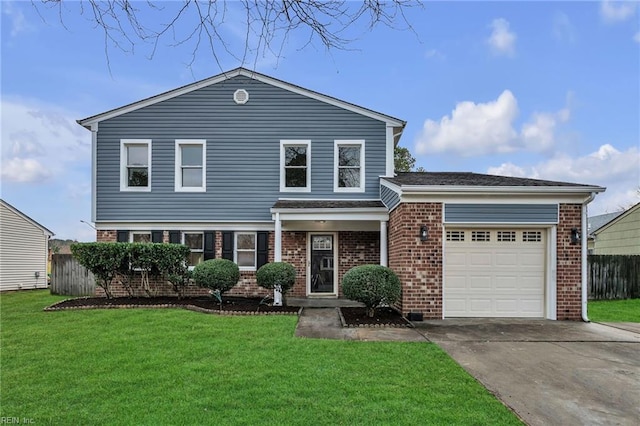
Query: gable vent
233,89,249,104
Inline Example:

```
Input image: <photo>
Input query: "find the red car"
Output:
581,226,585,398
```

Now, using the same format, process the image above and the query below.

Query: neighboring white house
0,199,54,291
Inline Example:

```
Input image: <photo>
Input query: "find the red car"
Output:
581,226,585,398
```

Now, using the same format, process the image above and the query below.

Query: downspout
581,192,597,322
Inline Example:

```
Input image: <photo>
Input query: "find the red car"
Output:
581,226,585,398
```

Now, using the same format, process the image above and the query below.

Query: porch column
274,212,282,262
380,220,388,267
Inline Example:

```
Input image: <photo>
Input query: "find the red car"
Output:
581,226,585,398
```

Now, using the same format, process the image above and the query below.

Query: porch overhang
270,200,389,222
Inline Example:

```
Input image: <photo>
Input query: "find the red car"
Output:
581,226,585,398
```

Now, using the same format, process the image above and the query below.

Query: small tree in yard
192,259,240,308
155,244,192,298
256,262,296,306
342,265,401,317
71,242,129,299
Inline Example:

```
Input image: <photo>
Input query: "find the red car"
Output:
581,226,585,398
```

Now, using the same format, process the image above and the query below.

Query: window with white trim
120,139,151,191
130,232,151,243
446,231,465,242
280,140,310,192
235,232,256,270
497,231,516,242
523,231,542,242
183,232,204,266
334,140,365,192
472,231,491,242
175,140,206,192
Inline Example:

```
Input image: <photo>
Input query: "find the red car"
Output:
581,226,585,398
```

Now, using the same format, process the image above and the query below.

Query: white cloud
1,98,90,183
552,12,577,43
2,1,34,38
487,144,640,214
0,158,52,183
600,1,638,23
416,91,570,156
416,90,519,156
487,18,517,57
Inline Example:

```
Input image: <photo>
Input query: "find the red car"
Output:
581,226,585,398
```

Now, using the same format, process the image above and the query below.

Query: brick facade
388,203,443,319
556,204,583,320
94,229,380,300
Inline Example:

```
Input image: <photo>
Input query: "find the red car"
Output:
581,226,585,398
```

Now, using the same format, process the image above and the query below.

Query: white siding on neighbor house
0,202,50,291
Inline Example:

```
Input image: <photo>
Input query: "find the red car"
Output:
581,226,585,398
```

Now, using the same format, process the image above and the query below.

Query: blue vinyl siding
444,204,558,224
96,75,387,222
380,185,401,211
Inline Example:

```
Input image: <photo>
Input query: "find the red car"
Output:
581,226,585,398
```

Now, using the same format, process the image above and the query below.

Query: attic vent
233,89,249,104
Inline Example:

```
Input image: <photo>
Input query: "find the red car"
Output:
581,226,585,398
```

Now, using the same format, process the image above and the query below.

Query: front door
308,234,336,295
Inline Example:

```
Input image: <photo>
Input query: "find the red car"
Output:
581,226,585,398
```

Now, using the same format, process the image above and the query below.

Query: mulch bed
45,296,301,315
339,307,413,328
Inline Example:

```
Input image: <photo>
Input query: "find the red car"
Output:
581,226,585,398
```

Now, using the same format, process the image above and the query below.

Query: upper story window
120,139,151,191
183,232,204,266
235,232,256,271
334,140,365,192
280,140,311,192
175,140,206,192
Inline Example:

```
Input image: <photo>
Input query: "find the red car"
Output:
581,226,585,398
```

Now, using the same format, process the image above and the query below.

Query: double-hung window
183,232,204,266
280,140,311,192
175,140,206,192
235,232,256,270
334,140,365,192
120,139,151,191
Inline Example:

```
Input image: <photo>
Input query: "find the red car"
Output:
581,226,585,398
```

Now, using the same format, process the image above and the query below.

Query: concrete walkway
294,307,427,342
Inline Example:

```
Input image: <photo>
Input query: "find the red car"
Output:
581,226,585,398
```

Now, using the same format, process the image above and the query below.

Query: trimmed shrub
342,264,401,317
71,242,130,299
256,262,296,298
192,259,240,297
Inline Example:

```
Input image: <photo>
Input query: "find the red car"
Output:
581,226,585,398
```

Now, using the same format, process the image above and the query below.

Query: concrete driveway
413,320,640,426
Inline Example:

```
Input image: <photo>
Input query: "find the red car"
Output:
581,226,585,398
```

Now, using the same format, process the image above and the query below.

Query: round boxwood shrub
256,262,296,294
192,259,240,295
342,265,401,317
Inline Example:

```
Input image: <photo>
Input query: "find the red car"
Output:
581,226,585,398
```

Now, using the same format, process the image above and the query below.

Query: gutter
581,191,598,322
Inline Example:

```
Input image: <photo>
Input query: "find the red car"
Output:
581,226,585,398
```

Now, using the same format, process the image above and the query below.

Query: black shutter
169,231,181,244
151,231,163,243
256,231,269,269
116,230,129,242
221,231,234,260
204,232,215,260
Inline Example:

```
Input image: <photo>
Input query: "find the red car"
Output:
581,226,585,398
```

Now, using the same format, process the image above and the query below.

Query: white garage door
444,229,546,318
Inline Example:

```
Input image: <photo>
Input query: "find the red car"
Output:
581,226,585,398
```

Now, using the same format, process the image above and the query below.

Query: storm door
308,234,336,295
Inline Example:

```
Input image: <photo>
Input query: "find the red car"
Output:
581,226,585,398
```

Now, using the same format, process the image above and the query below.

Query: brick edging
44,298,302,316
337,307,414,328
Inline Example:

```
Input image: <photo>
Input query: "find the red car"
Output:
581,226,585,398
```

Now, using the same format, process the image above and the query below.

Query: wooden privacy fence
50,254,96,296
588,255,640,300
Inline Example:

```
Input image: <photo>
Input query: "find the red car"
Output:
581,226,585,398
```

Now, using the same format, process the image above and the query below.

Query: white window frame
129,231,152,243
334,140,365,193
280,140,311,192
175,139,206,192
120,139,152,192
182,232,204,268
234,232,257,271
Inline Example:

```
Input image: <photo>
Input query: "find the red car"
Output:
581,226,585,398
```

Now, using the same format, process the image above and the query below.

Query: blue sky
2,1,639,241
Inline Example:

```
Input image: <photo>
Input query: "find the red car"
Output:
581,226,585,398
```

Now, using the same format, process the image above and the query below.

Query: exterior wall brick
388,203,443,319
338,231,380,297
556,203,583,320
282,231,307,297
96,230,116,242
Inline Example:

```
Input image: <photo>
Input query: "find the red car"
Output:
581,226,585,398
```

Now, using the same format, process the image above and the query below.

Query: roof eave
398,185,606,195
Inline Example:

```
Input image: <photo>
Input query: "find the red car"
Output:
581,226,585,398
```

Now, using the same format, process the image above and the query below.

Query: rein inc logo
0,419,35,424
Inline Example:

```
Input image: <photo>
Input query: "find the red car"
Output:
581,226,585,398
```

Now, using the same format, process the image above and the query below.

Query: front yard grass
588,298,640,322
1,290,521,425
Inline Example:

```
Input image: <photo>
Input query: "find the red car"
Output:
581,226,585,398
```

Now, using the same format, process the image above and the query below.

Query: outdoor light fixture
420,225,428,241
570,228,580,245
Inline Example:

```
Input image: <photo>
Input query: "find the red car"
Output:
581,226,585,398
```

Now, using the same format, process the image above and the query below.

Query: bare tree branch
34,0,420,73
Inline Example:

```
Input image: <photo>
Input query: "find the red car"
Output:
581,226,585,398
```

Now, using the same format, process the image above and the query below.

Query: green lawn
588,299,640,322
1,291,520,425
